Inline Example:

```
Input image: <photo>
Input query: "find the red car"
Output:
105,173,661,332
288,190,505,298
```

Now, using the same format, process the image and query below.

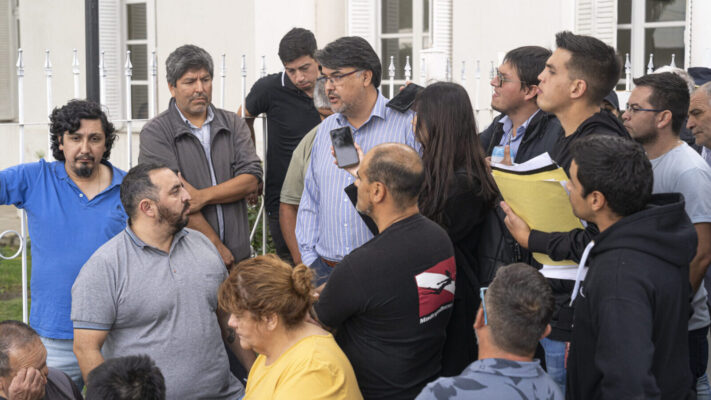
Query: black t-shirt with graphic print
315,213,456,400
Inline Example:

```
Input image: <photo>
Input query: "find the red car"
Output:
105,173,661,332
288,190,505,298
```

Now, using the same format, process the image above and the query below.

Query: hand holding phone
330,127,360,169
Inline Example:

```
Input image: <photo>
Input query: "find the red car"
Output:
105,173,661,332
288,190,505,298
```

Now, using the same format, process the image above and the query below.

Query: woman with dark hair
412,82,499,376
218,255,362,399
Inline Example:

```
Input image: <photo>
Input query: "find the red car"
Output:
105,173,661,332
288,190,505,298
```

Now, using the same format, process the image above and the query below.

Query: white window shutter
99,0,122,122
347,0,376,48
0,0,17,121
575,0,616,47
432,0,452,58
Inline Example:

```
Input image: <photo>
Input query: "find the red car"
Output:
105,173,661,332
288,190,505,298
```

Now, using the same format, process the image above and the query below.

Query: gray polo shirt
71,227,243,399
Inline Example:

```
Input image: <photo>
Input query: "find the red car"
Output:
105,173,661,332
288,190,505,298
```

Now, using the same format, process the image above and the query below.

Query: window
617,0,687,82
0,0,18,121
124,0,149,119
379,0,432,98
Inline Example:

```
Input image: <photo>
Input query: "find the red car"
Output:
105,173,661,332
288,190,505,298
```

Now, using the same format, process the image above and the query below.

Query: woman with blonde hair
218,254,362,399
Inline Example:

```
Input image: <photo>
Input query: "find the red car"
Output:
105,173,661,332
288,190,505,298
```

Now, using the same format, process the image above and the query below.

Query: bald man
315,143,456,399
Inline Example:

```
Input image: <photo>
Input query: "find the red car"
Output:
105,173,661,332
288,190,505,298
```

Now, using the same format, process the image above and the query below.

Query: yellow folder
492,163,584,266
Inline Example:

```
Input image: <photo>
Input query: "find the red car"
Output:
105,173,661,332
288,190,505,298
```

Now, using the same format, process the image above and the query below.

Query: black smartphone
330,127,360,168
386,83,424,112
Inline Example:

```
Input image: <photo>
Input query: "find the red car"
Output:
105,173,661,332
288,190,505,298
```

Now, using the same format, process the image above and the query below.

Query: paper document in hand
491,153,584,266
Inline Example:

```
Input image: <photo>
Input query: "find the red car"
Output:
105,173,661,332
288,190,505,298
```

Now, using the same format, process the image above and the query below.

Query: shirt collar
125,225,188,252
336,91,387,127
174,102,215,129
469,358,543,378
497,109,541,135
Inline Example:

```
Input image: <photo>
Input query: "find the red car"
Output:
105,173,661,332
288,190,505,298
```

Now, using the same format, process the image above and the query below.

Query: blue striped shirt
296,93,417,266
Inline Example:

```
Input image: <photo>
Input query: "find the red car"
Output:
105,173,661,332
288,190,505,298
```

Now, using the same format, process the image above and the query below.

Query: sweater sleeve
528,224,598,263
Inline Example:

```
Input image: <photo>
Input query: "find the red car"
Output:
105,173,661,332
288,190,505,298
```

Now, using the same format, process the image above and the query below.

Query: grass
0,245,31,322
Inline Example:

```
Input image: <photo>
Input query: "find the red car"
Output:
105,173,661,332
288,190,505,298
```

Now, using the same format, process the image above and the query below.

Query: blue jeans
40,336,84,390
689,326,711,399
540,337,567,394
310,257,335,287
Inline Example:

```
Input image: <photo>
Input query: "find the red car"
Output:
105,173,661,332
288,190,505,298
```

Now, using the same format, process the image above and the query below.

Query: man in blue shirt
0,100,126,389
295,36,417,284
416,263,563,400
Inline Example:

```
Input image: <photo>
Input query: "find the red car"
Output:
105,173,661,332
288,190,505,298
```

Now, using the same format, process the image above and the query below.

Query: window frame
120,0,155,120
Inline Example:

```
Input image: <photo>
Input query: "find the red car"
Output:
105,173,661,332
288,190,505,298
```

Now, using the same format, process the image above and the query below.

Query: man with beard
0,100,126,390
622,72,711,395
139,45,263,270
71,164,252,399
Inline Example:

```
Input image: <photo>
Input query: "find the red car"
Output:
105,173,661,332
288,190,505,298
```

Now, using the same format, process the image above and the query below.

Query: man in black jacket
480,46,562,164
541,135,693,399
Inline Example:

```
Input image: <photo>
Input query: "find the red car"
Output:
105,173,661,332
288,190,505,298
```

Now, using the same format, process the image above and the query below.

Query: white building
0,0,710,171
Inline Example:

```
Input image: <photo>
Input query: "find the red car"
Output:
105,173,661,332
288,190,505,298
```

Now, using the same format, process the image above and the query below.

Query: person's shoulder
87,229,131,261
141,108,173,132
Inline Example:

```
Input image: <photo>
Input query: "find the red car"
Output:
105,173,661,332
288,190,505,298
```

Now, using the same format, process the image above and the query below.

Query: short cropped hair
49,100,117,162
278,28,317,64
165,45,214,87
85,355,166,400
555,31,621,105
364,143,424,208
486,264,554,356
315,36,382,87
0,320,40,378
218,254,314,329
633,73,690,133
120,163,165,223
504,46,551,90
571,135,652,217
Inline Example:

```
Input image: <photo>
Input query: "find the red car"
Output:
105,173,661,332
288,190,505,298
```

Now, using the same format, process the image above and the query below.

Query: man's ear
139,198,156,218
168,84,177,98
523,85,539,101
588,190,607,212
361,70,373,87
371,182,386,204
656,110,673,130
473,306,485,330
570,79,587,100
540,324,552,340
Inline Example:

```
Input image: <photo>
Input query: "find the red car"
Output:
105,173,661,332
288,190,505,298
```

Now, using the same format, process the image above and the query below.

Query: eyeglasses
491,70,527,88
625,104,665,114
480,286,489,325
317,69,362,86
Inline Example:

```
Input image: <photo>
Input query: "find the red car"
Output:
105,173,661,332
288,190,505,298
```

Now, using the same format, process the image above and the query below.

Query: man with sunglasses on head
239,28,322,263
623,72,711,397
296,36,417,284
416,263,562,400
480,46,563,164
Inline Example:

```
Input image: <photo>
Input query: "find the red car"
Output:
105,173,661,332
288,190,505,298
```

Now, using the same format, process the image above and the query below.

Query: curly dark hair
49,100,116,162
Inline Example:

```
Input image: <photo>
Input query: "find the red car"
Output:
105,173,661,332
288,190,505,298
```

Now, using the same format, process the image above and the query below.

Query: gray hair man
0,320,82,400
416,263,562,399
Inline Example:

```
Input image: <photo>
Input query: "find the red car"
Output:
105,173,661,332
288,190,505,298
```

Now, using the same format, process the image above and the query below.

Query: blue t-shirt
0,160,126,339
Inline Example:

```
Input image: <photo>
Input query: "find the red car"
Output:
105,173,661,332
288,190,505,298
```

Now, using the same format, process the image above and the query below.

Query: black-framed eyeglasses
491,70,527,88
480,286,489,325
624,103,665,114
317,69,362,86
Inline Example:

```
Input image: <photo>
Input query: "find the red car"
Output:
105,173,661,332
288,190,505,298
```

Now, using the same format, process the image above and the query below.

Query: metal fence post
260,56,267,255
16,49,29,323
240,55,246,118
445,57,452,82
489,61,495,120
670,54,676,68
149,51,157,119
420,55,426,86
404,56,411,83
99,51,106,107
388,56,395,98
44,50,53,161
474,60,481,122
647,53,654,74
125,51,133,169
72,48,81,99
460,60,466,85
626,53,632,91
220,54,226,109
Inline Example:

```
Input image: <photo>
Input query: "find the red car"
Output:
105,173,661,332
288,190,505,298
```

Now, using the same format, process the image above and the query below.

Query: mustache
190,94,208,102
76,155,95,162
